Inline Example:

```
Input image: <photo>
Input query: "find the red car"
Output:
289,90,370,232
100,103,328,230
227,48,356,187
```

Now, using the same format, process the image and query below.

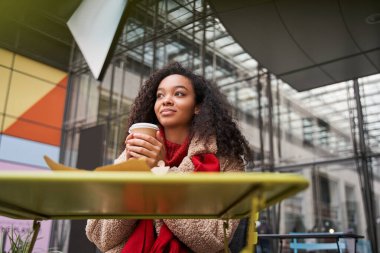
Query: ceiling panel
340,0,380,51
17,28,71,70
210,0,380,91
276,0,360,64
367,49,380,70
321,54,377,82
214,2,313,75
0,0,81,71
208,0,272,13
24,10,72,44
0,19,18,48
281,67,333,91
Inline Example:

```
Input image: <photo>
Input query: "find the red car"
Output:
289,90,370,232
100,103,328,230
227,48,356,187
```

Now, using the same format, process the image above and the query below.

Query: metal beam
353,79,379,253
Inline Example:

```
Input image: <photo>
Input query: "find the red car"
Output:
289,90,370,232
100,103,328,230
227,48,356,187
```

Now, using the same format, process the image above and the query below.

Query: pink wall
0,160,47,171
0,217,52,253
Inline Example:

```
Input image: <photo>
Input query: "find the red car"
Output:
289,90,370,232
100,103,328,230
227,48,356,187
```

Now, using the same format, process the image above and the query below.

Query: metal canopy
209,0,380,91
0,0,82,71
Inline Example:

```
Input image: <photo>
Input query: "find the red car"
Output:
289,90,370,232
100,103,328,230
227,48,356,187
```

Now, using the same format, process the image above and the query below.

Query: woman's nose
163,95,173,105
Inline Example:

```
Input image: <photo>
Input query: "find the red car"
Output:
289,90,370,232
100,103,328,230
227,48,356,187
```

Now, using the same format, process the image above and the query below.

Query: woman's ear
194,106,200,115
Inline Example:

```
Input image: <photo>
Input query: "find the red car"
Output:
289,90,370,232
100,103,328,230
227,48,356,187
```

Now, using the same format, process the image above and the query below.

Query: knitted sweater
85,135,245,253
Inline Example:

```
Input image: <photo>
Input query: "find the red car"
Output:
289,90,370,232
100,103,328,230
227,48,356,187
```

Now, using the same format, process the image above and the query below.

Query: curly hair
124,62,253,164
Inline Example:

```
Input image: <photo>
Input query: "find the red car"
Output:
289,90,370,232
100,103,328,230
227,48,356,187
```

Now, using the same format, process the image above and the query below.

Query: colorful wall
0,48,67,170
0,48,67,252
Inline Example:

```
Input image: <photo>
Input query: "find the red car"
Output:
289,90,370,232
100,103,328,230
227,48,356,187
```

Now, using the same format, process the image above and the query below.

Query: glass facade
58,0,379,252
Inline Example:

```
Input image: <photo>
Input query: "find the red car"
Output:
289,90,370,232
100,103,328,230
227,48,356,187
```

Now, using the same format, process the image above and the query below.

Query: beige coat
86,135,244,253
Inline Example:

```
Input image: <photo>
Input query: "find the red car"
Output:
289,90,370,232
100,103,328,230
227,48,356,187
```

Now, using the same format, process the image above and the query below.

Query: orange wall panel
0,48,68,147
4,77,67,146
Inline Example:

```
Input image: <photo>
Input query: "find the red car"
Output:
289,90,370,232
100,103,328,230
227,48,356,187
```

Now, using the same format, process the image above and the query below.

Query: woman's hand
125,131,165,168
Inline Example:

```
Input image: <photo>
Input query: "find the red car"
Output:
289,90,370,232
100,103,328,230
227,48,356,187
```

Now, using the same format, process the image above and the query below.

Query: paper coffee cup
129,123,159,137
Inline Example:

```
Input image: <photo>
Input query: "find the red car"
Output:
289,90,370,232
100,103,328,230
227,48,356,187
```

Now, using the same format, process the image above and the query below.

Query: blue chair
356,240,372,253
290,239,346,252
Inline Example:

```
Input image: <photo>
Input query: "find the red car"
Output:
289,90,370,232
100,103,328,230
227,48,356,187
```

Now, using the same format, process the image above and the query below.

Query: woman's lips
161,108,176,116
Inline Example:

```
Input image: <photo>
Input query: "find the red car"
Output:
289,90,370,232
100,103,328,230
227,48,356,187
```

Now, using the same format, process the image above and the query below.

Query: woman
86,62,252,253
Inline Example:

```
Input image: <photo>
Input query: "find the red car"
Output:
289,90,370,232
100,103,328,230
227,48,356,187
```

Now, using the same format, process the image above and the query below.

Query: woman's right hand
124,134,135,160
125,131,165,168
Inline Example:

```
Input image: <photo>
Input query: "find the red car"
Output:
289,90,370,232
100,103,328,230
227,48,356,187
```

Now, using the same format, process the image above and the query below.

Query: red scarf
122,135,219,253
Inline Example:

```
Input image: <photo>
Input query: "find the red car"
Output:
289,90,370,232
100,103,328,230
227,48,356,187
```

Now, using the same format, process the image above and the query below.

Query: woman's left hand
125,131,165,168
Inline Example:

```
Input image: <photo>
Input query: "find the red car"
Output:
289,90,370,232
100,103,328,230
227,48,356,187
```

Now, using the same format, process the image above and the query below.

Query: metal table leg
241,195,264,253
28,220,41,253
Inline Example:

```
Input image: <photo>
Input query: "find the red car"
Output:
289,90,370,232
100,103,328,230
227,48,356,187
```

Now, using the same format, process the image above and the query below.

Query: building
0,0,379,252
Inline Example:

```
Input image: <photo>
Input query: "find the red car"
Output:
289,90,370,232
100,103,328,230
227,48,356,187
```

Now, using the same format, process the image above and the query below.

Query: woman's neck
164,127,189,144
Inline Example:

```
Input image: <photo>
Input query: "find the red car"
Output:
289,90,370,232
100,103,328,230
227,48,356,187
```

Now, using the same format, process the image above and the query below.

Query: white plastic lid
129,123,159,133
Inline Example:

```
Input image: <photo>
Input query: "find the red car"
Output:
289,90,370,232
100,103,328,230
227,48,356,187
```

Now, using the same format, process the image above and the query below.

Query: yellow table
0,171,308,252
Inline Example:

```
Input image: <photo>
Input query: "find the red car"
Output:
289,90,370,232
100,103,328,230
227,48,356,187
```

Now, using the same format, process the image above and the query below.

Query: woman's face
154,74,198,130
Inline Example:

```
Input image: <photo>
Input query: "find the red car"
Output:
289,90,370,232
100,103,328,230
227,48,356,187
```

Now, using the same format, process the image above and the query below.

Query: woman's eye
175,91,185,96
156,93,164,99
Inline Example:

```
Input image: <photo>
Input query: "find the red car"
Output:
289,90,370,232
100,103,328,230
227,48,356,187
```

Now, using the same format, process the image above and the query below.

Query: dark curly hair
124,62,253,164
